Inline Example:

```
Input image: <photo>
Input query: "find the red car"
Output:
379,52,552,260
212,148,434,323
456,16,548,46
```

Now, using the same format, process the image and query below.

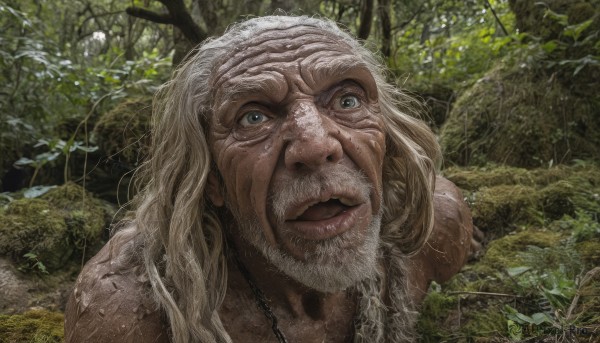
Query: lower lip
282,203,370,240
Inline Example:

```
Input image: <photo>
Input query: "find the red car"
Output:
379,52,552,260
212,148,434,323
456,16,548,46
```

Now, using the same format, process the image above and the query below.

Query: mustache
269,166,372,223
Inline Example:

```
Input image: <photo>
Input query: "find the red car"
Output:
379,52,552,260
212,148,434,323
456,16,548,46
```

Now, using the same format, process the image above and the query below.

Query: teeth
325,195,355,206
339,197,355,206
291,202,314,220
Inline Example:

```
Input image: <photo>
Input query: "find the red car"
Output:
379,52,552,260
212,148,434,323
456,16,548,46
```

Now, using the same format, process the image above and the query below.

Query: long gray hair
133,15,440,343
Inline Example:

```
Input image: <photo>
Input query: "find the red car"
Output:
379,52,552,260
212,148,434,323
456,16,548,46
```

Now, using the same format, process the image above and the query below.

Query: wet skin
64,25,475,343
208,26,386,261
206,26,388,342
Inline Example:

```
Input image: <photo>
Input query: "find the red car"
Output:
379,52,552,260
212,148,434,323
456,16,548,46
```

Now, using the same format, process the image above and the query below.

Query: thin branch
81,10,125,28
125,7,174,24
392,3,425,31
484,0,509,36
448,291,522,298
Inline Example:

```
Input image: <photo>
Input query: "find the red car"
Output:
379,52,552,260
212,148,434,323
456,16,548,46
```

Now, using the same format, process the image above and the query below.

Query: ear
206,171,225,207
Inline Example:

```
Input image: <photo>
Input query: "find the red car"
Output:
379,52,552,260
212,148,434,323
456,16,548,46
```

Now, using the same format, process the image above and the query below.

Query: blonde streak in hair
165,78,228,342
375,84,438,256
136,58,226,342
382,114,436,254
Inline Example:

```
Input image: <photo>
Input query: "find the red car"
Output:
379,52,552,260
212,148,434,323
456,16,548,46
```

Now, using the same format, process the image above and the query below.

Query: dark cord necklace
232,251,289,343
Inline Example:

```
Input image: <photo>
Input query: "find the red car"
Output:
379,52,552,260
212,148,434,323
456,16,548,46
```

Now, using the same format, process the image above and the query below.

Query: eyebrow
220,71,287,104
301,56,373,91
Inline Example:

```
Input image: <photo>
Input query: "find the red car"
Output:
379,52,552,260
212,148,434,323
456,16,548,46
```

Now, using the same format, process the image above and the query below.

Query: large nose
283,101,343,171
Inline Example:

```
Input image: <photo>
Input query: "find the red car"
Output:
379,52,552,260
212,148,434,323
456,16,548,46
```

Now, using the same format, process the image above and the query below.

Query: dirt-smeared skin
64,23,474,342
63,177,473,342
408,177,474,301
208,26,386,261
64,228,169,343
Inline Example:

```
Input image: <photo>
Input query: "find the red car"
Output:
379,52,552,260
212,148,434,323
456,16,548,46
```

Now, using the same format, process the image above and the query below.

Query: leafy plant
13,138,98,187
20,252,48,274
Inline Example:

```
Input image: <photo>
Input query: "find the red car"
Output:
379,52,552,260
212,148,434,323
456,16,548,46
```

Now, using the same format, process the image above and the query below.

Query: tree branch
126,0,207,44
484,0,509,36
125,7,174,25
157,0,207,44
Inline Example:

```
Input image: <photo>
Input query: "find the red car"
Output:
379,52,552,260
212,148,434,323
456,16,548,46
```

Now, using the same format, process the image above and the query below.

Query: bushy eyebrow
220,71,287,104
301,56,373,90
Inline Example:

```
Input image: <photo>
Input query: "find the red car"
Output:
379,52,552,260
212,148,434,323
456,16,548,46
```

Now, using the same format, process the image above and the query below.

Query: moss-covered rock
92,97,152,169
444,164,600,234
0,199,70,271
41,182,110,249
0,310,63,343
440,64,600,167
0,182,113,271
471,185,543,233
475,230,564,273
420,163,600,341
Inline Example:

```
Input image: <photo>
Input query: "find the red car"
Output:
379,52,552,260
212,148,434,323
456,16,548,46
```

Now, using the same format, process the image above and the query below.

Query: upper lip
285,188,363,221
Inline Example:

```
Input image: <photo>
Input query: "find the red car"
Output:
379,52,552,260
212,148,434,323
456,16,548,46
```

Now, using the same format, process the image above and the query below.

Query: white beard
234,213,381,293
226,166,382,293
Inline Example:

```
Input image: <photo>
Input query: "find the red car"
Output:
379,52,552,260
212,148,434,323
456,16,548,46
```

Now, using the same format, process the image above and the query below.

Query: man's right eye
239,111,268,127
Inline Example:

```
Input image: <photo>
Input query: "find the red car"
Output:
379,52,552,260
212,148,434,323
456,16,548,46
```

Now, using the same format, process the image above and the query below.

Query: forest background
0,0,599,342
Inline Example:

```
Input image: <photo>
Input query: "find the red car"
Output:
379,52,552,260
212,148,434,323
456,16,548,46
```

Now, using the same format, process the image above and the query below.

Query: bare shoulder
425,175,474,280
407,176,474,301
64,227,170,343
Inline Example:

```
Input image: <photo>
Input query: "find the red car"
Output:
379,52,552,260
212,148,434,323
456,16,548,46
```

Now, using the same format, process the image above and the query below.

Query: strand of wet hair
231,249,289,343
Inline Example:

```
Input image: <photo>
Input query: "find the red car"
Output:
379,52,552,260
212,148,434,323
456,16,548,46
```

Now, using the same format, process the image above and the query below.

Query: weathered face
209,26,387,291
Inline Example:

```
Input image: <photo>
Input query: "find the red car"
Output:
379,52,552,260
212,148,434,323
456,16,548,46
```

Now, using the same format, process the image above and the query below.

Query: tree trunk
357,0,374,40
378,0,391,58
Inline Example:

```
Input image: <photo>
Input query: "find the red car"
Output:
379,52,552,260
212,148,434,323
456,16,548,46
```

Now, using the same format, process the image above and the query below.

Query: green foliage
22,252,49,274
391,0,516,91
0,0,172,187
0,310,64,343
14,138,98,187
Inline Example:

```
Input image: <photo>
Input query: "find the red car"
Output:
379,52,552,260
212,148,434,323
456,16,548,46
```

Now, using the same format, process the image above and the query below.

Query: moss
41,182,109,249
474,230,564,274
460,306,507,341
577,277,600,324
417,289,459,342
0,199,71,271
424,163,600,342
471,185,543,233
445,164,600,233
577,241,600,267
440,64,600,167
92,97,152,168
0,310,64,343
0,183,113,271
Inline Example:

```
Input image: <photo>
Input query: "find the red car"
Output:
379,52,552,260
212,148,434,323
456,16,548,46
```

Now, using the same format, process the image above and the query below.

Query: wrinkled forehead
211,25,375,104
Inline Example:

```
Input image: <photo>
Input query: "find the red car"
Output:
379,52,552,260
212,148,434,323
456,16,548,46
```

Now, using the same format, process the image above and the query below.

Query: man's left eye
339,95,360,109
239,110,268,127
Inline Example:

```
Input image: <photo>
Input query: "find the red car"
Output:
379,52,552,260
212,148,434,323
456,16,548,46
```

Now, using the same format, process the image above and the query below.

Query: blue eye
339,95,360,109
239,111,268,127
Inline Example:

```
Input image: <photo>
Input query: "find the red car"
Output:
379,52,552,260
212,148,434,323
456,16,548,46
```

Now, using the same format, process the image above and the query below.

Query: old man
65,16,473,342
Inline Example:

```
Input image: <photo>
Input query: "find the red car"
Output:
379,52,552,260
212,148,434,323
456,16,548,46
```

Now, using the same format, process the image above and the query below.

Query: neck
227,236,354,319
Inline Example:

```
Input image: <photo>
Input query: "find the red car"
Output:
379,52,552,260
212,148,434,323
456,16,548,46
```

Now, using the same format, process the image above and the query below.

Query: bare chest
219,289,356,343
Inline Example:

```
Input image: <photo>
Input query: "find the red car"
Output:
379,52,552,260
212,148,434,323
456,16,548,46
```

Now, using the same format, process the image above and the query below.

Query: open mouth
295,198,354,221
283,196,369,240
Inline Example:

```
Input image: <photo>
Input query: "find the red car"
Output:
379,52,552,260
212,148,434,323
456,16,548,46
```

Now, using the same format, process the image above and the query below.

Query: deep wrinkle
209,28,386,262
